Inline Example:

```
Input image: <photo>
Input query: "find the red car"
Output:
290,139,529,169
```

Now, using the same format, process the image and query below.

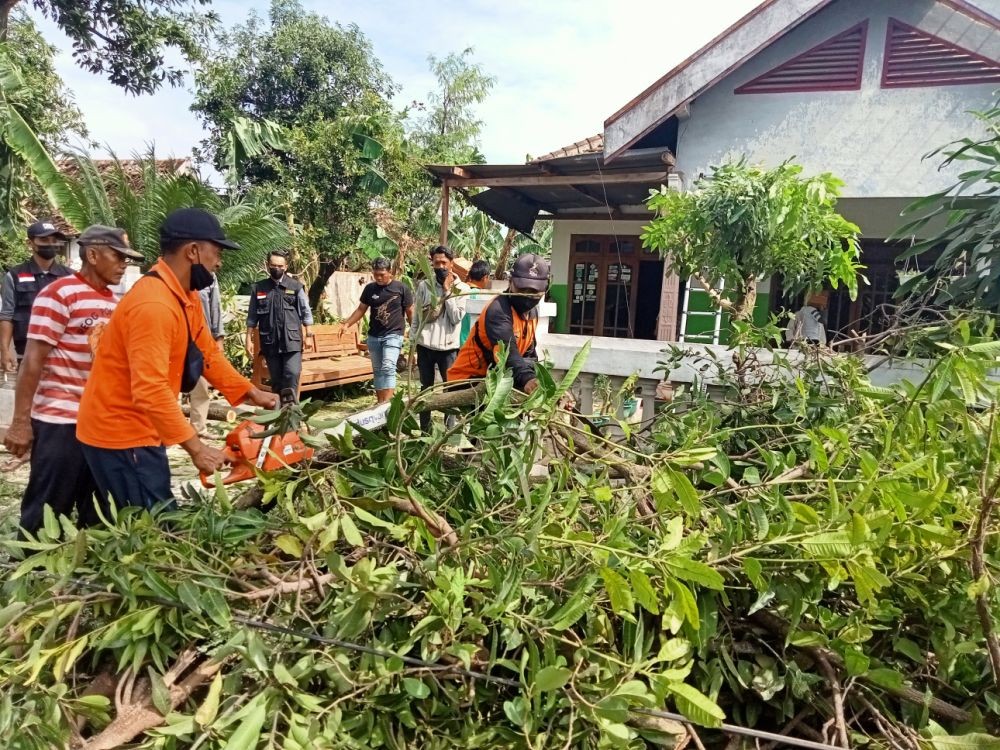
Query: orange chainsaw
200,390,314,487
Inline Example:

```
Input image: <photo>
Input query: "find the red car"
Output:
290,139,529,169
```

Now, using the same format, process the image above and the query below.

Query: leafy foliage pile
2,330,999,749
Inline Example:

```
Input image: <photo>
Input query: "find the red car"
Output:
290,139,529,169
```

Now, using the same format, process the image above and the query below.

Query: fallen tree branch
750,611,972,724
386,495,459,547
973,473,1000,689
816,652,851,749
239,572,336,600
80,652,224,750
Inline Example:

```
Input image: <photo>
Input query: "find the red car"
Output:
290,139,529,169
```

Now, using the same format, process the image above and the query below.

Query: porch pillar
657,257,680,341
440,182,450,246
577,373,595,415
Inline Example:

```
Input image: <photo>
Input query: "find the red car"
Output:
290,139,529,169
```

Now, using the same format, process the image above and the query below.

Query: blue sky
29,0,1000,182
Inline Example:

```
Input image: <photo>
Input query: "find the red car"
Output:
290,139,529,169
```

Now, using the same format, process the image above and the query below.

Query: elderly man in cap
77,208,278,512
4,225,142,535
0,219,72,372
448,253,550,395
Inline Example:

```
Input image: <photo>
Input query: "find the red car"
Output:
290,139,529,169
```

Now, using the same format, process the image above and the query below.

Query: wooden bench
250,324,373,398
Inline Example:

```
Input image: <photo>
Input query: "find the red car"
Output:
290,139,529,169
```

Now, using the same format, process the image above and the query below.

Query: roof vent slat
881,18,1000,88
736,21,868,95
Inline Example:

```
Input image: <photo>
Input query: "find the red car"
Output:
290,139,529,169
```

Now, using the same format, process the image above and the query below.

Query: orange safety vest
448,296,538,382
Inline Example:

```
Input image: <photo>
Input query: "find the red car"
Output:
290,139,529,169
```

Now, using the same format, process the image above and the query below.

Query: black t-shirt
360,280,412,337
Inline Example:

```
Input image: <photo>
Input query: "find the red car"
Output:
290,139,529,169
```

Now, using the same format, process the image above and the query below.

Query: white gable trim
603,0,1000,161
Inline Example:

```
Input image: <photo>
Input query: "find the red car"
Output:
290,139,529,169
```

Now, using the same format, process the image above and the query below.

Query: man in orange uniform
77,208,278,510
448,254,549,395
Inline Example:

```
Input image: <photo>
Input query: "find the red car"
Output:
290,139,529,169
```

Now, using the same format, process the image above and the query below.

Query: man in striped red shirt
4,225,143,535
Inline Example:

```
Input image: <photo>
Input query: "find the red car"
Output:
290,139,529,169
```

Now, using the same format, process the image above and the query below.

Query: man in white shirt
413,245,468,432
785,291,828,346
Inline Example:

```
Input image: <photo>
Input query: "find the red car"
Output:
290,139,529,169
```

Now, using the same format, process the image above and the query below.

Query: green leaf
503,697,528,726
800,531,855,558
195,672,223,726
928,734,1000,750
629,569,660,615
176,580,203,614
535,666,571,692
667,682,725,728
273,663,297,688
866,667,904,690
148,669,172,716
223,698,267,750
664,558,724,590
601,567,635,615
403,677,430,699
274,533,303,558
592,486,613,503
340,514,364,547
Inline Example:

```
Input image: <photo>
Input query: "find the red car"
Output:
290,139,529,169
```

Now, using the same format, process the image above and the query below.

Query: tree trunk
730,277,758,322
307,256,345,311
493,227,517,280
0,1,19,42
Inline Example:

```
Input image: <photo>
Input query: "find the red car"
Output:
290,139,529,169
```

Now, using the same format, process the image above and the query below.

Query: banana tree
0,42,75,244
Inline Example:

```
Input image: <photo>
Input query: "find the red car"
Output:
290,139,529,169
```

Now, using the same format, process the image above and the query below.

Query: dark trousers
416,345,458,432
264,350,303,401
19,420,106,534
81,444,174,512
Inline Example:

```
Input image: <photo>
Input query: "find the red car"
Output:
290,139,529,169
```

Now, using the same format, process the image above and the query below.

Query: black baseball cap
510,253,551,292
78,225,145,260
159,207,241,250
27,220,67,240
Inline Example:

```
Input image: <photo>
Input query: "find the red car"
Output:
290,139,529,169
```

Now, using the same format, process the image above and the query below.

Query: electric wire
1,561,841,750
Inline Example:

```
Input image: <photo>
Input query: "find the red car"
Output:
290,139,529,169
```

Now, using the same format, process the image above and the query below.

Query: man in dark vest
245,251,313,400
0,220,72,372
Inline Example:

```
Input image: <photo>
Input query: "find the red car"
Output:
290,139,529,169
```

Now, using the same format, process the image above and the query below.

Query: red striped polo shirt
27,273,118,424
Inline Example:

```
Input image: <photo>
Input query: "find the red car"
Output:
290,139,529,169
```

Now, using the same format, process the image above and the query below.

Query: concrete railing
536,332,951,421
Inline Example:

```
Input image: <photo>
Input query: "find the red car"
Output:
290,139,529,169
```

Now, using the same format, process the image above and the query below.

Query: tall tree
1,1,217,94
411,47,495,164
0,12,87,265
402,48,496,249
192,0,410,305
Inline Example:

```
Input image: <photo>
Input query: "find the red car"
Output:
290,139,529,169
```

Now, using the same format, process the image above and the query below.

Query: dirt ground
0,382,381,536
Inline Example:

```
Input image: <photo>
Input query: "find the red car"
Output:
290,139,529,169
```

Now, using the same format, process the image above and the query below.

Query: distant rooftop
529,134,603,163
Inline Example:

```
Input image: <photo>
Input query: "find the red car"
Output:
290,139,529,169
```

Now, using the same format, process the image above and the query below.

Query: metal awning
425,147,675,236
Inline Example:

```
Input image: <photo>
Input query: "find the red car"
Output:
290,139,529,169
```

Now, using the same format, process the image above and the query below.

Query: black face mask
434,268,449,284
510,293,541,316
268,267,284,281
191,248,214,291
36,247,59,261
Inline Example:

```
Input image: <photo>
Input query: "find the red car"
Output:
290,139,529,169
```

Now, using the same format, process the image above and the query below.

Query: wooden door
568,235,640,338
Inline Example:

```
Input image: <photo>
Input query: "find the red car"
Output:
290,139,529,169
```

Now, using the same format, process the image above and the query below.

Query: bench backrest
304,324,362,358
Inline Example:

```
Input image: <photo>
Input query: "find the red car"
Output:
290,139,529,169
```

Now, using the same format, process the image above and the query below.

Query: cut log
180,402,241,423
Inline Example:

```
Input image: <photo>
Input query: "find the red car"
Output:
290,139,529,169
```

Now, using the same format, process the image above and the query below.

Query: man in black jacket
0,220,72,371
245,251,313,399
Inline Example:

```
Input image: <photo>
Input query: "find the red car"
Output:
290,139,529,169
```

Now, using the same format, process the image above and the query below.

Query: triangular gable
736,21,867,94
882,17,1000,88
604,0,1000,161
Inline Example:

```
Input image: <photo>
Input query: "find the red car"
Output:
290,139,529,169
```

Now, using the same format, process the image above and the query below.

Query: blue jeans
367,333,404,390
